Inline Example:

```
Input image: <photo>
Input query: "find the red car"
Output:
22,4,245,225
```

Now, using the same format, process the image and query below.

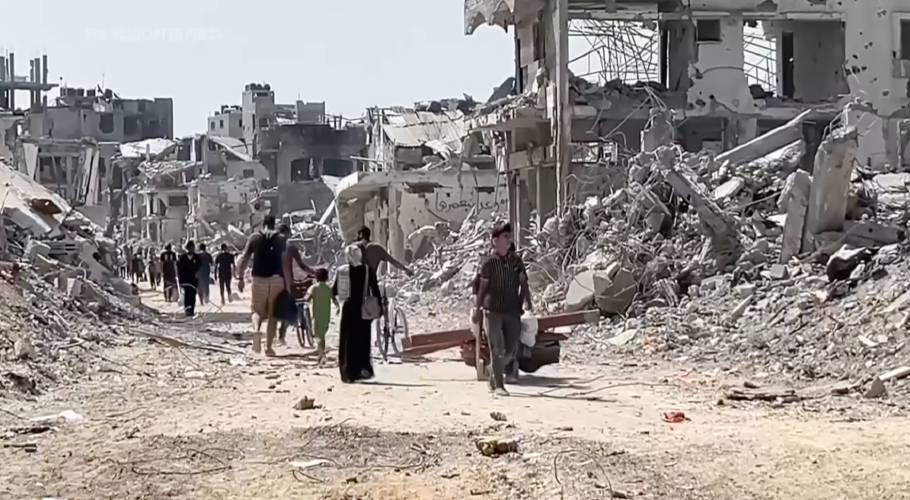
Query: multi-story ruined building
6,77,175,226
207,105,243,139
27,87,173,143
209,84,366,216
465,0,910,241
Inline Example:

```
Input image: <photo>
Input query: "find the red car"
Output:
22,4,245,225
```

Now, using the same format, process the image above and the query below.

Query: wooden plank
406,310,600,349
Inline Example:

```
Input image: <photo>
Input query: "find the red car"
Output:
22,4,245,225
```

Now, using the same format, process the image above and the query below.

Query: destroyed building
212,84,366,216
332,101,503,262
208,105,243,139
465,0,910,241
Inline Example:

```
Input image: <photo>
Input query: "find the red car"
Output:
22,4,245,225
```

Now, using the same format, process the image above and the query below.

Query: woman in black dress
334,245,380,383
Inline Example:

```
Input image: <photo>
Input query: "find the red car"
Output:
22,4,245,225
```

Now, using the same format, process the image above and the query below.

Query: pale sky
3,0,513,136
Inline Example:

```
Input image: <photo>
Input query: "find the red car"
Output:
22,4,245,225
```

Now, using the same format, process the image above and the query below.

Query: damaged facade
465,0,910,243
331,101,503,262
211,84,366,216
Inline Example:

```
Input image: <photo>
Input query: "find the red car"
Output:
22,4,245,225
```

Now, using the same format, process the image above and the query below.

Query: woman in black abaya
333,245,380,383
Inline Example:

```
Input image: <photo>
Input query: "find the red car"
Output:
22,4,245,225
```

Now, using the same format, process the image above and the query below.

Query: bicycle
291,278,315,349
375,282,410,361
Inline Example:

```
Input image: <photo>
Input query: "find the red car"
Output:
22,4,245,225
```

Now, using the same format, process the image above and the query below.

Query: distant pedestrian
177,240,202,317
196,243,214,306
215,244,236,305
160,244,178,302
473,223,532,397
147,248,160,290
131,253,144,284
236,215,287,356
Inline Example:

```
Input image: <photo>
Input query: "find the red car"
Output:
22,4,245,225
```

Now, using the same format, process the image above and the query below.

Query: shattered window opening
901,20,910,60
291,158,313,182
696,20,722,43
167,195,188,207
99,113,115,134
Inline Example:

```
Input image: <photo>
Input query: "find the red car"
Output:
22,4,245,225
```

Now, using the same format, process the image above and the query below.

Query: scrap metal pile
397,105,910,399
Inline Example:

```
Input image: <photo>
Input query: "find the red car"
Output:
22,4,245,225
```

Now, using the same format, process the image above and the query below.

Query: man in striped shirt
473,223,532,396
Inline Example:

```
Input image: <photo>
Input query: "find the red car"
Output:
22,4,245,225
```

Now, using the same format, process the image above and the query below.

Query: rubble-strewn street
7,0,910,498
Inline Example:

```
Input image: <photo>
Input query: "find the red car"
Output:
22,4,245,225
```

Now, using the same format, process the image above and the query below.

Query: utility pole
554,0,570,212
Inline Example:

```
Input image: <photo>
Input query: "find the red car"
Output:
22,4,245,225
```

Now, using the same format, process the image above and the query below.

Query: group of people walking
126,216,530,393
234,217,412,383
125,242,240,315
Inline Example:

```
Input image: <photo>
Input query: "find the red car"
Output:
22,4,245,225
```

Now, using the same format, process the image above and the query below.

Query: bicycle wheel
389,307,409,355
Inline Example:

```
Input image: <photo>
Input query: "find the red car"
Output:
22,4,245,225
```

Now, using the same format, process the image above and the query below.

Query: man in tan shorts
236,215,286,356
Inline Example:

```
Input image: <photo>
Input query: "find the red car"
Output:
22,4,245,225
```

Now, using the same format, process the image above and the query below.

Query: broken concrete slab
640,108,674,154
712,177,746,202
843,220,905,246
877,366,910,382
826,245,872,281
802,126,859,252
778,170,812,262
716,109,812,167
594,263,636,315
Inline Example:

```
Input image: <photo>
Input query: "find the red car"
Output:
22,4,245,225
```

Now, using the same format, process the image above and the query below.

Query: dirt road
2,286,909,499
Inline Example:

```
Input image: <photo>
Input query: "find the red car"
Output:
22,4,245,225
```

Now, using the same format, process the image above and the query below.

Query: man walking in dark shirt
177,240,202,317
473,223,532,396
196,243,214,306
215,244,236,305
160,244,178,302
237,215,287,356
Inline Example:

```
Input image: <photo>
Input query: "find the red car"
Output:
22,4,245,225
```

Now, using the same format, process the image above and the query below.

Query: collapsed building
217,84,367,216
465,0,910,238
330,101,504,263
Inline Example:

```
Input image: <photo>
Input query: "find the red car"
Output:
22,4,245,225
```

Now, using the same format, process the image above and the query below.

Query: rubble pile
396,104,910,396
1,161,154,396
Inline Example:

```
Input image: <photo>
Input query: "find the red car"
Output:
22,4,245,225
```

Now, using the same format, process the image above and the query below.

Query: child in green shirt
305,268,336,364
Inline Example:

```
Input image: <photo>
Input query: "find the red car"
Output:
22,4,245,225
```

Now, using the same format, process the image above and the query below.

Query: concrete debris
864,378,887,399
293,396,320,411
475,436,518,457
384,98,910,400
877,366,910,383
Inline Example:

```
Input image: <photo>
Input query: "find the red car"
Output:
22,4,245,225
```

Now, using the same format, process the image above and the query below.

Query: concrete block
803,126,859,251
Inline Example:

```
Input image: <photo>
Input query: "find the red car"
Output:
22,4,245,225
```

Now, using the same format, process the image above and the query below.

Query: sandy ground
2,284,910,499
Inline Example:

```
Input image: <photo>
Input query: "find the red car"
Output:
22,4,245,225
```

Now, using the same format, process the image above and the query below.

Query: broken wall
687,15,757,119
396,172,509,244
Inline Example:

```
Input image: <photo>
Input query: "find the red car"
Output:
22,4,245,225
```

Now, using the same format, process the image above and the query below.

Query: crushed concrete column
802,126,859,251
640,108,674,153
536,165,557,229
654,148,742,269
777,170,811,262
716,109,812,167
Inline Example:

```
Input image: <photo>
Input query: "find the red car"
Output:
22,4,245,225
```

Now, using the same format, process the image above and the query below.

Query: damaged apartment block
465,0,910,248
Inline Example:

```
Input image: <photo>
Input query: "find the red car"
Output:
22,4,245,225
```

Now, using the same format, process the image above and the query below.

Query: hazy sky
3,1,513,136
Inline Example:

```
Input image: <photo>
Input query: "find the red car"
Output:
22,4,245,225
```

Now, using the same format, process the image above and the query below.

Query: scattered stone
489,411,508,422
475,436,519,457
864,378,887,399
13,337,34,360
767,264,789,281
293,396,320,411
